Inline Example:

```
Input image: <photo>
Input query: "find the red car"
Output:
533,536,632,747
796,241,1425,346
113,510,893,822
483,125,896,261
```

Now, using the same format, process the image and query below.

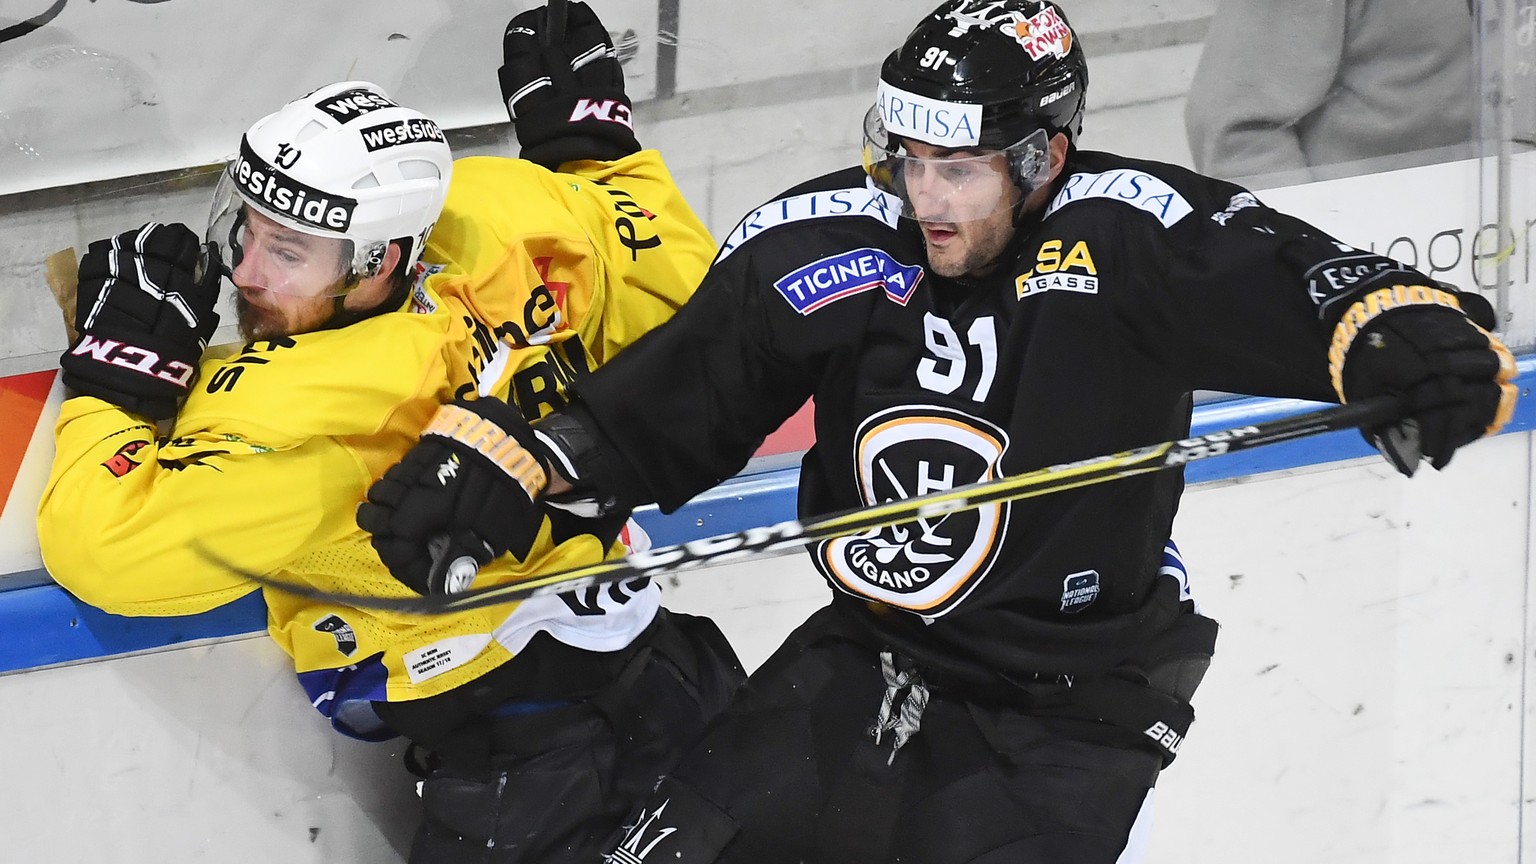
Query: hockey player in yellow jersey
36,4,743,862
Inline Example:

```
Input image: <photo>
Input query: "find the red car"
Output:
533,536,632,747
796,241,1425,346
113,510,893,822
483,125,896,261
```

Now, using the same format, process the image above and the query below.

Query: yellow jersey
37,151,714,737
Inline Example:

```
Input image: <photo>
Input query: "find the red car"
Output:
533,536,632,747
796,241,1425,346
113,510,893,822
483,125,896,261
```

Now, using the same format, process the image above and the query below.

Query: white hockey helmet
207,80,452,296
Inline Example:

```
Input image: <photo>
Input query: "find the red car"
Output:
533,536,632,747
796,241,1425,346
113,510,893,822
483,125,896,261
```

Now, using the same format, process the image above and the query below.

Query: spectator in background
1185,0,1477,186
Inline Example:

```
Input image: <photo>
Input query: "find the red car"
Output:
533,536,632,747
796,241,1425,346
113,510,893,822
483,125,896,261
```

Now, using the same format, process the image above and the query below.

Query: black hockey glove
359,398,554,595
498,0,640,170
1330,286,1517,476
59,222,222,422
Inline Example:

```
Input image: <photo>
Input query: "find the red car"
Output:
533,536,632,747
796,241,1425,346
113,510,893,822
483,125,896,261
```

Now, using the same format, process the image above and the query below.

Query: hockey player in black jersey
362,1,1518,861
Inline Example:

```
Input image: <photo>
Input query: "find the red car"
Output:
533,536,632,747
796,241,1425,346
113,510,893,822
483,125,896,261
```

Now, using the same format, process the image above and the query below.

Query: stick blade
45,247,79,344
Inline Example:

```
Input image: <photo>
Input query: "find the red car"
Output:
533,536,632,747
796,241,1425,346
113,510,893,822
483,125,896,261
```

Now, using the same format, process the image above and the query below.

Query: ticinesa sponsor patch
773,247,924,314
102,439,150,478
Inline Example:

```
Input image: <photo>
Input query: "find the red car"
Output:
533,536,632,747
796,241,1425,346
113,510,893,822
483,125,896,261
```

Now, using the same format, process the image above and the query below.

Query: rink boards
3,371,1536,863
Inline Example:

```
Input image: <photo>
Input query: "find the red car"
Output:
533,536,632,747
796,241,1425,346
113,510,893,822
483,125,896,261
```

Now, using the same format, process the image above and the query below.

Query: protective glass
205,165,378,298
861,106,1050,223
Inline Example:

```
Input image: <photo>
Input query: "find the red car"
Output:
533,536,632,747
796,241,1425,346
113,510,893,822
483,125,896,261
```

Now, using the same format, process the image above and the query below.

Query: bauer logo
877,80,982,148
361,117,446,151
1047,168,1193,228
773,247,924,314
315,88,398,122
1038,82,1075,108
1060,570,1100,613
1144,721,1184,755
233,137,357,232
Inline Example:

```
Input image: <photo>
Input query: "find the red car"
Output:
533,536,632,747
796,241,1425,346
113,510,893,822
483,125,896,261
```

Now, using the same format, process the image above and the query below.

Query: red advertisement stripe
0,370,57,510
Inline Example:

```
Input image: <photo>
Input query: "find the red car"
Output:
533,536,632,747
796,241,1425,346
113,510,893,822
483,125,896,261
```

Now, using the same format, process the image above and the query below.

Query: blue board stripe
5,356,1533,673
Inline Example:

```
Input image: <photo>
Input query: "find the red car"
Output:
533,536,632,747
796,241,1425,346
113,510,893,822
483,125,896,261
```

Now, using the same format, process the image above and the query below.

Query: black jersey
570,149,1427,691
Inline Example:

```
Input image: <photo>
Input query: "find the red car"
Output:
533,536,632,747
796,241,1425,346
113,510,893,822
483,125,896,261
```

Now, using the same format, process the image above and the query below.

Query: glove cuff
59,372,178,422
521,136,639,171
513,92,641,170
1327,284,1468,402
422,401,549,501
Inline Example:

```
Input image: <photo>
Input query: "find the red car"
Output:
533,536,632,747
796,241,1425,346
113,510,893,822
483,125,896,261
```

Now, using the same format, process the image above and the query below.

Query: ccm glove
59,222,222,422
498,0,640,170
359,398,553,595
1331,285,1518,476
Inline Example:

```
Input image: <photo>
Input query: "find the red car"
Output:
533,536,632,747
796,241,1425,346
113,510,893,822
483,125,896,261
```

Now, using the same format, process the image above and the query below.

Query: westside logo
316,88,398,123
361,117,446,152
233,137,357,232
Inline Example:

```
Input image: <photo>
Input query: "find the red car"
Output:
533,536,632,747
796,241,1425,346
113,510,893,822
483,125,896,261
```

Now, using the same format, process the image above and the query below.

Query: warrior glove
1330,285,1518,476
360,398,554,595
498,0,640,170
59,222,223,422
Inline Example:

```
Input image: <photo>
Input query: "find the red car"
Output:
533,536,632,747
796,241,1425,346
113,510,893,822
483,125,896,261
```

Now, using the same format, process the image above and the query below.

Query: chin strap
315,265,416,333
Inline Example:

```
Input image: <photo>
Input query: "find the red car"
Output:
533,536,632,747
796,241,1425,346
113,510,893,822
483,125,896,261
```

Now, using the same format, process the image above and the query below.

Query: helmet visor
861,106,1050,224
206,162,380,298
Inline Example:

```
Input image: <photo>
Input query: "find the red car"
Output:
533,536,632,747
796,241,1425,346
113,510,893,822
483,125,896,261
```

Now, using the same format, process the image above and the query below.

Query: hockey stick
44,247,81,345
544,0,568,47
416,0,574,589
200,395,1402,616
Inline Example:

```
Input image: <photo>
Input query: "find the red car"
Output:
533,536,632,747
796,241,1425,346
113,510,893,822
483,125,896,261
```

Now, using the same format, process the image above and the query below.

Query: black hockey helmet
862,0,1088,220
883,0,1088,147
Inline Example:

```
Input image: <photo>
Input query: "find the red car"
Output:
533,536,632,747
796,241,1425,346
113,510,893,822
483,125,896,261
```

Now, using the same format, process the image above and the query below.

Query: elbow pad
531,405,628,516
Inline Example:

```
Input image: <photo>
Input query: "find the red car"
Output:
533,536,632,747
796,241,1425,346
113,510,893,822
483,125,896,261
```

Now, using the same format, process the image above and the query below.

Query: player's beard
235,291,332,340
922,210,1016,279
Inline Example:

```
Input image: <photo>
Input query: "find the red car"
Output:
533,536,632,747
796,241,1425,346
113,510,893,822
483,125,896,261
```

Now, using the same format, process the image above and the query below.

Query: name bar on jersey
716,184,901,262
1046,168,1193,228
773,247,924,314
